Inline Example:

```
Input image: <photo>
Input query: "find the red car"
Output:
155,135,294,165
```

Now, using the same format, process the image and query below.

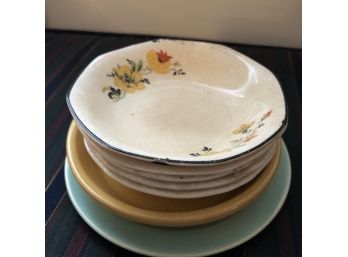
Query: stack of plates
64,145,291,256
83,132,280,198
65,39,289,253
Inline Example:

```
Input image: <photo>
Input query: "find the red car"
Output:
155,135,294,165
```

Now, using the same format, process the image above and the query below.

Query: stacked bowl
66,39,287,227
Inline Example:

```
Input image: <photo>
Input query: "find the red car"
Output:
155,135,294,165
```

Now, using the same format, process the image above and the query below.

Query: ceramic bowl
85,138,234,182
84,133,277,182
87,143,278,198
66,122,281,226
83,126,279,176
85,136,277,192
67,39,287,165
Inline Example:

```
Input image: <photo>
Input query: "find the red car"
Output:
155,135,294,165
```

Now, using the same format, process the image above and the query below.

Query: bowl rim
66,39,288,165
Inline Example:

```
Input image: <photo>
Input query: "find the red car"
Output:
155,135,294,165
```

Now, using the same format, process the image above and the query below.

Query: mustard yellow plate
66,122,281,227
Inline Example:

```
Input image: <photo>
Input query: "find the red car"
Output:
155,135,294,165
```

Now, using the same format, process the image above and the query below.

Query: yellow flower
233,121,255,134
146,50,172,74
112,65,145,93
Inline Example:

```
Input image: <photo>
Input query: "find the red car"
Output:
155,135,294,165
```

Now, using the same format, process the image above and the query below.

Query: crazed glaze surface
68,39,286,164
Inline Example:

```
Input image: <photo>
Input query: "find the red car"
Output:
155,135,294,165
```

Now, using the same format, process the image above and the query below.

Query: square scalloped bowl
67,39,287,165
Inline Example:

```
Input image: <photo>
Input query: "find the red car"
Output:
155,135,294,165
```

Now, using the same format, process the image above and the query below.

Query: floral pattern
112,65,145,93
190,110,272,157
102,86,125,101
233,121,255,134
103,49,185,101
190,146,213,157
147,50,172,74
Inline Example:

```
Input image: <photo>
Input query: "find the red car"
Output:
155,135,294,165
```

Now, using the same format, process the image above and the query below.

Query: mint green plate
65,142,291,257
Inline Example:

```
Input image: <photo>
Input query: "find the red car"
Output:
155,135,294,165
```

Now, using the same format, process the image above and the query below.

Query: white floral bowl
83,130,278,176
84,138,277,198
67,39,287,165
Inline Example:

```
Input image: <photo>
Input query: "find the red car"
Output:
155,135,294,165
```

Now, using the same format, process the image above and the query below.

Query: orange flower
157,50,172,63
147,50,172,74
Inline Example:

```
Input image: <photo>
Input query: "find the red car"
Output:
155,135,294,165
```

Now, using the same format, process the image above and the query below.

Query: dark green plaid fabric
45,30,302,257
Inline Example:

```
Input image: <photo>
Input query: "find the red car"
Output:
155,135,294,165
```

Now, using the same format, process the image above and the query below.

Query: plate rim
64,142,291,257
66,39,288,165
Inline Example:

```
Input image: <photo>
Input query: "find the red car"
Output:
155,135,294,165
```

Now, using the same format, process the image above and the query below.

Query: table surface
45,30,302,257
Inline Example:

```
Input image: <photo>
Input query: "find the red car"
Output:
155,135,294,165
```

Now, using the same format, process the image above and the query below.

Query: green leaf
131,61,136,72
136,60,143,71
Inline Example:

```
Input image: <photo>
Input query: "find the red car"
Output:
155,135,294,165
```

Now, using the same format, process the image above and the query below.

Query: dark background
45,30,302,257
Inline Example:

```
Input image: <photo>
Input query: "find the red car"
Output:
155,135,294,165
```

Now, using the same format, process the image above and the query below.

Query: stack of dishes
66,39,287,228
